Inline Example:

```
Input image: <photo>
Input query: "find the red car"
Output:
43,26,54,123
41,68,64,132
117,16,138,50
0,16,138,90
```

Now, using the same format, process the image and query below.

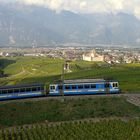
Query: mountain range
0,3,140,46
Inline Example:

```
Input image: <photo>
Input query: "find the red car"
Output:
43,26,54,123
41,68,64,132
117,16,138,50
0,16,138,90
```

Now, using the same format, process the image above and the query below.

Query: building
82,49,104,62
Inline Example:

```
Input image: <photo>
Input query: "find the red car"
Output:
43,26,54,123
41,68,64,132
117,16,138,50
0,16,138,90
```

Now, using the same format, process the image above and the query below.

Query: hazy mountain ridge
0,3,140,46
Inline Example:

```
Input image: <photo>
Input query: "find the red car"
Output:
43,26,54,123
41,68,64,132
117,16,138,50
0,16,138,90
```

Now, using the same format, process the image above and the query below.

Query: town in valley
0,45,140,64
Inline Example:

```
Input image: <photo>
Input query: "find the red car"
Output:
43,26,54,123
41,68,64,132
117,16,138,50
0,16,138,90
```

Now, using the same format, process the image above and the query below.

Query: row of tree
0,69,4,77
0,119,140,140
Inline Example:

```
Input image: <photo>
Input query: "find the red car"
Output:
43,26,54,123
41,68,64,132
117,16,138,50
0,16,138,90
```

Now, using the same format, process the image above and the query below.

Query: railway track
0,93,140,104
126,96,140,107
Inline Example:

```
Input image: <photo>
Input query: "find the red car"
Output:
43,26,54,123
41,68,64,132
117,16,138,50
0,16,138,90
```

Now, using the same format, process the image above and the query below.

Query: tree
0,69,4,77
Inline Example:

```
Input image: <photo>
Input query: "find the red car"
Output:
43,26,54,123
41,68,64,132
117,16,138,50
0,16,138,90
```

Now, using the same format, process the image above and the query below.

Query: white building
82,50,104,62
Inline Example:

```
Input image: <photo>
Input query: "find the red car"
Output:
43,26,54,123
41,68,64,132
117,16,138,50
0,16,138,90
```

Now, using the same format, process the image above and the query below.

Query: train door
58,84,64,96
104,81,110,94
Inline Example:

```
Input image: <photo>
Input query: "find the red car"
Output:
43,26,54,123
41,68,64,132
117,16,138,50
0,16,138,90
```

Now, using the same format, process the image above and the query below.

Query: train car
0,84,44,100
49,79,120,96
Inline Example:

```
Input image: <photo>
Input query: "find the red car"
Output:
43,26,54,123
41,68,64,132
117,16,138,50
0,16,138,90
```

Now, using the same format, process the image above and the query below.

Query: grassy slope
0,97,140,127
0,57,64,85
0,57,140,92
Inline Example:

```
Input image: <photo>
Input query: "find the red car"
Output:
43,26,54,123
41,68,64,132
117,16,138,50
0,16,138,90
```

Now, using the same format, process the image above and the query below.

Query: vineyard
0,119,140,140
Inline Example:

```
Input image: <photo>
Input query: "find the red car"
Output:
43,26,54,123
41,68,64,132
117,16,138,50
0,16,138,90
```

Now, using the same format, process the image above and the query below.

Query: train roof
0,83,44,90
53,79,119,84
64,79,106,84
54,79,105,84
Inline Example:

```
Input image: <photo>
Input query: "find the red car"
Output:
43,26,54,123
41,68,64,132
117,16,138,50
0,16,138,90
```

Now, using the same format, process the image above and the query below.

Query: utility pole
60,61,69,100
60,63,65,102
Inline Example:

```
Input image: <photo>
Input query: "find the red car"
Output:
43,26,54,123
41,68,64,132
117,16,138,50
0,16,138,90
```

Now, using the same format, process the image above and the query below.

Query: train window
105,83,110,88
20,88,25,92
78,85,83,89
26,88,31,92
91,84,96,88
8,90,13,93
72,85,77,89
58,85,63,90
14,89,19,93
50,86,55,90
65,85,70,90
2,90,7,94
32,87,37,91
113,83,118,87
84,85,90,89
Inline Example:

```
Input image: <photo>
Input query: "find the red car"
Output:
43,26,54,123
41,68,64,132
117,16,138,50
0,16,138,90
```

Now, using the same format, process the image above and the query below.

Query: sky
1,0,140,19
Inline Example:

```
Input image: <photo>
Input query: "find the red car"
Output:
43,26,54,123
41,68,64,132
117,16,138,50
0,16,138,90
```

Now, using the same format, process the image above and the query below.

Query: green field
0,119,140,140
0,97,140,127
0,57,64,85
0,57,140,92
0,57,140,139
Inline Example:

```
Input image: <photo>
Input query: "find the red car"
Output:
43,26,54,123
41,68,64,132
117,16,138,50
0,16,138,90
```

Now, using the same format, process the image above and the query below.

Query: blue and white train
49,79,120,95
0,84,44,100
0,79,120,100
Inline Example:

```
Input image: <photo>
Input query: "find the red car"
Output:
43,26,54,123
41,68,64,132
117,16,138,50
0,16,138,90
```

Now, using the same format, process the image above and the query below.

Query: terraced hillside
0,119,140,140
